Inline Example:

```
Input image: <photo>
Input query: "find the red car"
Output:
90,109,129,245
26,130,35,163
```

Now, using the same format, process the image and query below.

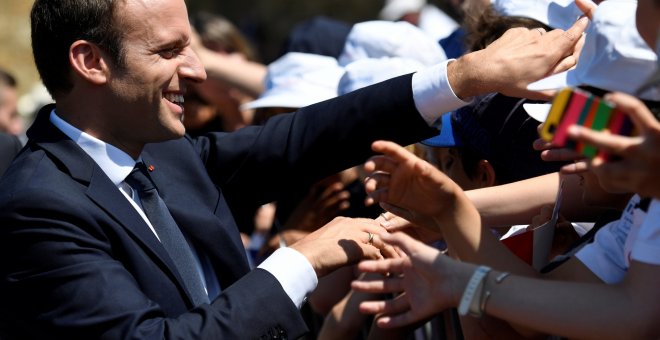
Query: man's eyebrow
154,35,189,50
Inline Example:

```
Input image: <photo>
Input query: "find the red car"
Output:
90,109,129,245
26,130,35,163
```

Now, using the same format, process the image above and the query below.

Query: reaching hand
449,17,589,100
565,92,660,199
364,141,467,230
377,212,443,244
352,232,474,328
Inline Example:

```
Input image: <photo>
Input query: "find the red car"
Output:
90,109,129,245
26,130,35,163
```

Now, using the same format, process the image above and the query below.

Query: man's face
104,0,206,149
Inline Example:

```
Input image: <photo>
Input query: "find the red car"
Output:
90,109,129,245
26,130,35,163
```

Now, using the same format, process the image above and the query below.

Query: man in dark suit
0,132,21,176
0,0,586,338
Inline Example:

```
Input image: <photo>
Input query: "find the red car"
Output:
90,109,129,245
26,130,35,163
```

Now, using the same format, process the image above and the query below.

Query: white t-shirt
576,195,660,284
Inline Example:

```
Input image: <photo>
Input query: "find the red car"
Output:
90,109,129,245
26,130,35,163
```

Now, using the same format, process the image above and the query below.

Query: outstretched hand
351,232,474,328
364,140,467,232
449,17,589,100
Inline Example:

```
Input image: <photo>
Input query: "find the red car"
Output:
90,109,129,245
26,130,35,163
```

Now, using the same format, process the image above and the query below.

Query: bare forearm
436,190,538,276
484,271,660,339
201,51,266,97
466,173,560,228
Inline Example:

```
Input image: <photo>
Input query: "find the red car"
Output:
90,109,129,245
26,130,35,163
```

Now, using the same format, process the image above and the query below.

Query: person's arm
353,233,660,340
193,45,266,98
466,172,606,227
365,141,553,276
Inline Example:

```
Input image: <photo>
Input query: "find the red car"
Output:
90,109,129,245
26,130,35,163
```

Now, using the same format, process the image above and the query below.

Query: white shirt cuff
258,247,318,309
412,59,472,125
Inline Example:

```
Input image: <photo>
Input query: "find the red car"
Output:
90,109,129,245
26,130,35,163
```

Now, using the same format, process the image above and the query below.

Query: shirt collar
50,109,137,186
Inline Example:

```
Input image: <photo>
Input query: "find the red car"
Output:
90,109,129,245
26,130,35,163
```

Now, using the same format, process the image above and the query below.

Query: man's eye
160,49,179,59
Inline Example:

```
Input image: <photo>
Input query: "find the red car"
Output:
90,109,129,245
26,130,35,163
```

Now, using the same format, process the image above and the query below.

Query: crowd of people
0,0,658,338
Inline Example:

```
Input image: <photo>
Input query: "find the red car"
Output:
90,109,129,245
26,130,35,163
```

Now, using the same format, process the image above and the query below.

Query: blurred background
0,0,457,101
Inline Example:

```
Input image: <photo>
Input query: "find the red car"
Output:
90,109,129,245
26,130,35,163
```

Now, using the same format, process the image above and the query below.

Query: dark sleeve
0,188,307,339
190,74,436,207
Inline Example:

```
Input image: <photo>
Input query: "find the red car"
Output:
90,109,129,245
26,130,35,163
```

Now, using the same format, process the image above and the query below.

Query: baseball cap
337,57,425,95
280,16,353,59
528,0,660,102
241,52,344,110
423,93,563,183
490,0,585,30
338,20,446,67
379,0,426,21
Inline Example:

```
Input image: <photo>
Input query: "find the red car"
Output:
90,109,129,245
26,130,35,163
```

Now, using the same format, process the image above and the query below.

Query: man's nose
179,48,207,83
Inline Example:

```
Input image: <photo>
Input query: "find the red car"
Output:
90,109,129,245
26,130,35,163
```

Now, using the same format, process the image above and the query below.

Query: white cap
491,0,585,30
338,57,425,95
241,52,344,110
338,21,447,67
523,103,552,122
527,0,660,101
379,0,426,21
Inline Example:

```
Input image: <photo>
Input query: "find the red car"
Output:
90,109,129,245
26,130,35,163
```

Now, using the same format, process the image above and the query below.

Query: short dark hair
463,5,553,52
31,0,125,97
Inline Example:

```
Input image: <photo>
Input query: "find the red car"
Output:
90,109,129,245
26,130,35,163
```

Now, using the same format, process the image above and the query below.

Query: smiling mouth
164,93,184,110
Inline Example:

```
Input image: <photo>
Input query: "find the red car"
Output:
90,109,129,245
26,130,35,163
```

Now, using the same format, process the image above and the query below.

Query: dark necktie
125,163,210,306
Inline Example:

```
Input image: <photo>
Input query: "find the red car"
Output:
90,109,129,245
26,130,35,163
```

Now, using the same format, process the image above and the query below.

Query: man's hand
448,17,589,99
289,217,398,278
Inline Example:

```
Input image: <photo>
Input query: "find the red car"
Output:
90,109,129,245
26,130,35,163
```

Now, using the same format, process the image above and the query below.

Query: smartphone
542,87,635,158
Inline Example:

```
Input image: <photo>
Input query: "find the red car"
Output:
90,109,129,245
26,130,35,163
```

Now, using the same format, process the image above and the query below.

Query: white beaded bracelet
457,265,491,317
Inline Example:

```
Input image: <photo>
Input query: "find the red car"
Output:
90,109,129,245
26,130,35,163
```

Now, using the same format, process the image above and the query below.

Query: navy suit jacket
0,75,434,339
0,132,21,177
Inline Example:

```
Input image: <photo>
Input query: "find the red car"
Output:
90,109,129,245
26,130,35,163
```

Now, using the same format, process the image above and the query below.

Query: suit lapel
142,151,251,289
27,105,195,305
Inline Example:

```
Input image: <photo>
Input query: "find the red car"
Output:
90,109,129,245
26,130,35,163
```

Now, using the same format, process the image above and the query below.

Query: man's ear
69,40,109,85
476,159,497,187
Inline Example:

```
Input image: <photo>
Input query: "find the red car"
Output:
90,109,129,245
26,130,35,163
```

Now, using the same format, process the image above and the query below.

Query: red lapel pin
147,165,155,172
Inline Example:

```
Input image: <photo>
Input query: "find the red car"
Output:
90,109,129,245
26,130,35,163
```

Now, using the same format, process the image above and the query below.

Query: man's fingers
553,17,589,53
550,54,577,75
575,0,598,20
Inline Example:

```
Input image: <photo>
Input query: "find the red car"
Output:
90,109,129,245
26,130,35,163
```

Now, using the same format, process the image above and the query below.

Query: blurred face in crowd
636,0,660,51
0,84,18,134
99,0,206,154
425,146,485,191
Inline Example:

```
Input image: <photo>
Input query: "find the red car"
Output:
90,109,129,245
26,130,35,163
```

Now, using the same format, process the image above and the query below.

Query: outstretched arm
364,140,539,275
353,232,660,340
